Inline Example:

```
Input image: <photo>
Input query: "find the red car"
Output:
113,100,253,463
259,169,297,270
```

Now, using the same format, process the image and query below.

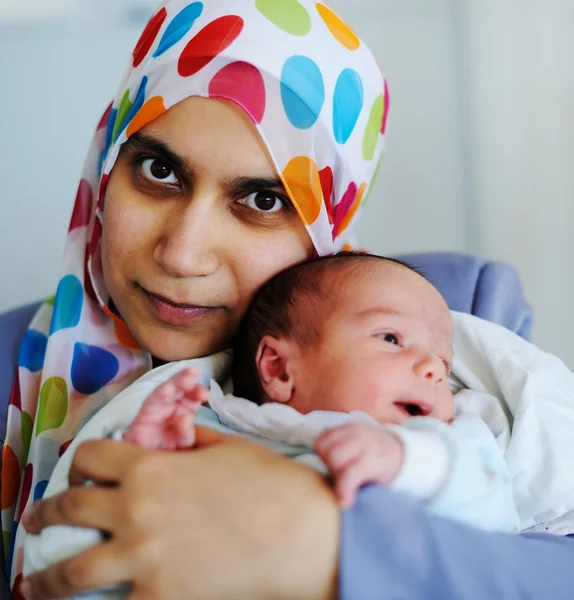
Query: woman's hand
22,427,339,600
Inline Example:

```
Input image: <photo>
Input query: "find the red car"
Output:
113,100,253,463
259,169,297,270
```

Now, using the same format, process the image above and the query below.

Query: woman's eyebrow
225,176,288,196
122,133,189,174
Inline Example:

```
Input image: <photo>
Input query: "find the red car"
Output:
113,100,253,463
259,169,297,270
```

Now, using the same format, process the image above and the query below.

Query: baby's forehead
318,260,453,337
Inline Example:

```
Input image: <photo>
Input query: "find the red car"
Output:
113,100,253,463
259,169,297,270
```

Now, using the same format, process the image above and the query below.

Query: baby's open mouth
394,401,432,417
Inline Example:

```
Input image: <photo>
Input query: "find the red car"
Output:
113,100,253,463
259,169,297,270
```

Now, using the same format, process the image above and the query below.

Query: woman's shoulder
0,302,42,443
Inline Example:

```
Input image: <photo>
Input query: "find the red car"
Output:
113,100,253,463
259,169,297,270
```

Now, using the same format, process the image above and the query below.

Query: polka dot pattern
127,96,167,138
179,16,244,77
281,55,325,129
3,1,389,584
49,275,83,335
209,61,266,124
154,2,204,58
133,7,167,68
17,330,47,372
316,3,360,50
282,156,323,225
255,0,312,36
36,377,68,436
69,179,93,232
333,68,363,144
71,343,119,395
363,94,385,161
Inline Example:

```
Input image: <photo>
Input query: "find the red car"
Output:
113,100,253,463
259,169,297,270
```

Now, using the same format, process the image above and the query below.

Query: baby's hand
315,423,404,508
122,367,209,451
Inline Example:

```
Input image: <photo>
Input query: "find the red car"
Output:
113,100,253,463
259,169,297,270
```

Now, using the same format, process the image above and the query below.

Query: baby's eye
238,191,286,213
379,333,399,345
140,158,179,184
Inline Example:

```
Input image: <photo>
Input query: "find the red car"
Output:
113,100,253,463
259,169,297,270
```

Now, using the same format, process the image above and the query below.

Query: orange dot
281,156,323,226
316,3,360,51
127,96,166,138
1,445,21,510
341,242,353,252
337,182,367,236
103,306,141,349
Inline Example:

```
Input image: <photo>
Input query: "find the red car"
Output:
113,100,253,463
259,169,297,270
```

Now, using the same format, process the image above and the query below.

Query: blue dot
71,343,119,395
281,55,325,129
333,69,364,144
153,2,204,58
18,330,48,372
50,275,84,335
34,480,49,502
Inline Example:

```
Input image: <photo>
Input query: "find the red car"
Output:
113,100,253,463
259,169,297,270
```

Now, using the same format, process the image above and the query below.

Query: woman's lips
142,289,222,326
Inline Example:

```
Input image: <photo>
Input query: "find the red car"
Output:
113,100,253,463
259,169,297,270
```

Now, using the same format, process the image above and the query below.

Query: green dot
21,411,33,459
255,0,311,36
362,94,384,161
45,296,56,307
362,155,384,207
113,89,134,143
36,377,68,436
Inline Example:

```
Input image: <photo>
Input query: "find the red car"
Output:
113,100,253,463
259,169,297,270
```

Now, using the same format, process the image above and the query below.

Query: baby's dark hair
231,251,425,403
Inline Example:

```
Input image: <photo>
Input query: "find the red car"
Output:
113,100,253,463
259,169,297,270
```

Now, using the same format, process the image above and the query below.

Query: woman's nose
413,352,445,384
154,198,221,278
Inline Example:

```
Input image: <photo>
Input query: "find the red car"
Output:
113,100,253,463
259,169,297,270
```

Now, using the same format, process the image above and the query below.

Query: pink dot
381,80,390,134
69,179,93,232
133,7,167,68
333,181,357,234
209,61,266,124
178,15,244,78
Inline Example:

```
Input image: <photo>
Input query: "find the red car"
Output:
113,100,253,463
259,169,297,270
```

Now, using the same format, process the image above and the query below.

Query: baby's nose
413,353,445,383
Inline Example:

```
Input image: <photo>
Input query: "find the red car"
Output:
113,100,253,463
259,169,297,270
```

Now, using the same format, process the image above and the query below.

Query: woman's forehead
140,97,278,177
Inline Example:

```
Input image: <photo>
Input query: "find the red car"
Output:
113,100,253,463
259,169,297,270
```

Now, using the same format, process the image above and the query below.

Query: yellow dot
281,156,323,225
316,3,360,51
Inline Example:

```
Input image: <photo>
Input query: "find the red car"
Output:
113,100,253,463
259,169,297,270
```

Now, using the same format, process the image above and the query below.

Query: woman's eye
239,191,285,213
140,158,179,184
379,333,399,345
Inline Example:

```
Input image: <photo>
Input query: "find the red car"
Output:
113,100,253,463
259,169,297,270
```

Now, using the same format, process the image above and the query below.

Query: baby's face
291,261,454,424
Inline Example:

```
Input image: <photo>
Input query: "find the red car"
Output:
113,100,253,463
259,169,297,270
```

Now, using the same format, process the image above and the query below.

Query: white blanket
450,311,574,533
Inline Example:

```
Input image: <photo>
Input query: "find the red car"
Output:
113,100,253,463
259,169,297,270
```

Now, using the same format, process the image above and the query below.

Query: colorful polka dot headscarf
2,0,388,586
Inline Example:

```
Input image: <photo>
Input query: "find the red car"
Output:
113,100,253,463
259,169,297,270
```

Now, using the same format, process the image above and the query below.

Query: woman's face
101,97,314,361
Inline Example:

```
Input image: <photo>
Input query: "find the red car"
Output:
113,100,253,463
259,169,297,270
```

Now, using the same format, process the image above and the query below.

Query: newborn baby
123,253,515,516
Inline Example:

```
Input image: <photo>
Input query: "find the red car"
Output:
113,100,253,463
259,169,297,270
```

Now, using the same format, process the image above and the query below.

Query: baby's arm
315,424,404,508
317,415,520,532
122,367,209,450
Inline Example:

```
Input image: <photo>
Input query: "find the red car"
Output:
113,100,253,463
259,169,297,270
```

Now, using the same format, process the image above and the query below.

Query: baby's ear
255,335,295,403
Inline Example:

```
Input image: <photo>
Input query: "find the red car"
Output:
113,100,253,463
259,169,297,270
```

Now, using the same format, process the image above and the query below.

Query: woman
4,1,574,599
3,0,383,595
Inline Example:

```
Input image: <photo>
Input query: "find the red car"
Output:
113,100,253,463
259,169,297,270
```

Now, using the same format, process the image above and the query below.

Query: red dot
209,61,266,124
9,370,21,410
133,7,168,68
59,439,74,457
319,166,334,225
179,16,244,78
97,103,113,131
18,463,33,521
69,179,94,232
